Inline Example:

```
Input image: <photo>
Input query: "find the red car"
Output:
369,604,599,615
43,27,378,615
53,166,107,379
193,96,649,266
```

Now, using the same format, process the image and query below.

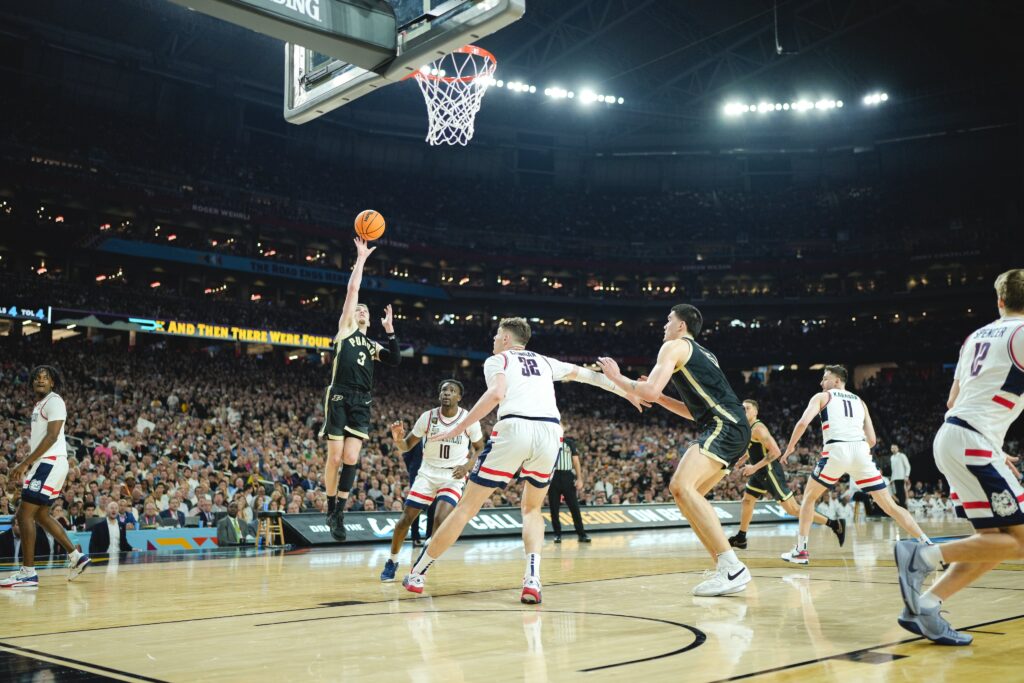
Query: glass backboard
285,0,524,124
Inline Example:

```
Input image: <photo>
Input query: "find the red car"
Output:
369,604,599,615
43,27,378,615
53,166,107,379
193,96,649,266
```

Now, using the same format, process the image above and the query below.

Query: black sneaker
552,535,562,544
728,533,747,549
578,534,592,543
329,508,347,542
830,519,846,547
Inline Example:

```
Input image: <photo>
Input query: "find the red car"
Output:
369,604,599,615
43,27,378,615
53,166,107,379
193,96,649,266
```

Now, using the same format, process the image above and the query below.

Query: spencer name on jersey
484,349,573,421
819,389,866,442
411,408,483,466
329,328,378,391
669,340,744,427
949,316,1024,449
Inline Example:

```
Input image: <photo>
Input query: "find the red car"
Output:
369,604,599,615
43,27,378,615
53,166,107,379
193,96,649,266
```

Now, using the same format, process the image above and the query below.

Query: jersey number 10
439,444,451,459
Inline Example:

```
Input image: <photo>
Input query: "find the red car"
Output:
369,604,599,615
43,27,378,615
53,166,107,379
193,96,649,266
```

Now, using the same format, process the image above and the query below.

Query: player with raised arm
401,317,644,604
598,304,754,597
1,366,90,589
779,365,928,566
380,379,485,582
320,238,401,541
894,269,1024,646
728,399,845,551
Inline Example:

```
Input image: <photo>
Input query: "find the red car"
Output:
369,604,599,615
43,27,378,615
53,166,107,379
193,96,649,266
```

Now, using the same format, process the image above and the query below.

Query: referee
548,434,591,543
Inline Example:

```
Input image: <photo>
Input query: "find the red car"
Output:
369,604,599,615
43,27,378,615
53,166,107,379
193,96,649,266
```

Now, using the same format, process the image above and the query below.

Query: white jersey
483,349,573,421
30,392,68,458
819,388,866,443
948,316,1024,450
410,407,483,467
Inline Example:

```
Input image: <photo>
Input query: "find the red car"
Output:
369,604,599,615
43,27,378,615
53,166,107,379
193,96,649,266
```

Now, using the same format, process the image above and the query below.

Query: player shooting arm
746,423,783,473
597,339,691,403
783,392,828,457
336,238,375,341
862,402,877,448
373,304,401,366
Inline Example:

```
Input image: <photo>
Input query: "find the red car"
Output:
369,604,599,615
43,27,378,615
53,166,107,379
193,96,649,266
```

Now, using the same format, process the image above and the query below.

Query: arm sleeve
546,356,575,382
483,354,506,387
467,421,484,442
410,411,431,438
376,336,401,366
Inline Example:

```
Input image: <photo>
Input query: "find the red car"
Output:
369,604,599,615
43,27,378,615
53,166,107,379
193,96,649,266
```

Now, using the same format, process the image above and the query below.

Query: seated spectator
139,502,161,528
216,502,247,546
159,498,186,527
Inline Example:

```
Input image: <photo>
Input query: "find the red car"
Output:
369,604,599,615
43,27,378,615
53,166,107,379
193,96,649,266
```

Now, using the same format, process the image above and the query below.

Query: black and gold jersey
746,420,767,464
329,328,378,391
669,339,745,428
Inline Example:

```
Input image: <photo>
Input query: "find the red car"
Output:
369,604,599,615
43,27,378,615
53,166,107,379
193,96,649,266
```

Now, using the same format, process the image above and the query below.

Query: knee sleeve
338,464,358,495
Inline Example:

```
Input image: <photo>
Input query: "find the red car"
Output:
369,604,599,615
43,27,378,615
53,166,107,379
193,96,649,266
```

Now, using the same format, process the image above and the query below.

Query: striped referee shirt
556,437,578,472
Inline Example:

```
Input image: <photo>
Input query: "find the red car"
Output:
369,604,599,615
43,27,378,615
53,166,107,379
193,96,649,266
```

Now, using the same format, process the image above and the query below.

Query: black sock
328,495,336,513
826,518,837,529
735,530,746,539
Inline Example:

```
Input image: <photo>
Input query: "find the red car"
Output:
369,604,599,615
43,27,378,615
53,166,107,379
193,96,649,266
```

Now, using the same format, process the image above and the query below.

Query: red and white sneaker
781,548,810,565
521,578,542,605
402,573,425,594
0,568,39,589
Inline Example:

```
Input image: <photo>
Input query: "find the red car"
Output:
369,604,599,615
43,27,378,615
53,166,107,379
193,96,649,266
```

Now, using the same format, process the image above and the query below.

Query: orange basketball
354,210,386,241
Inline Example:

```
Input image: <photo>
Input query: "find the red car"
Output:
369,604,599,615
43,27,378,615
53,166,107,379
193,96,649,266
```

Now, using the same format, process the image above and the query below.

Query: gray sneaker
894,539,934,614
897,606,973,646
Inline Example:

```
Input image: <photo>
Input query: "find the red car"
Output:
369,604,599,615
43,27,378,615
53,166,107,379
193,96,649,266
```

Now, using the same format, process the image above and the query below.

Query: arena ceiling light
724,98,843,117
492,81,623,105
863,92,889,106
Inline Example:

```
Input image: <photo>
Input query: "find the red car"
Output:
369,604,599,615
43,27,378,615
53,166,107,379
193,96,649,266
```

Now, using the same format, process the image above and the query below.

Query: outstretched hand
596,357,622,381
353,237,376,260
626,394,651,413
428,426,466,443
389,420,405,442
381,304,394,334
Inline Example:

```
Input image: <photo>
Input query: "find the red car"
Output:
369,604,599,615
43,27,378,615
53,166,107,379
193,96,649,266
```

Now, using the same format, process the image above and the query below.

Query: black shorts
319,386,372,441
745,460,793,501
690,417,751,468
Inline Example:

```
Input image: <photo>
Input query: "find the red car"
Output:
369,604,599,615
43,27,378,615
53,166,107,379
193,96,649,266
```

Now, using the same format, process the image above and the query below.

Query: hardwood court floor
1,518,1022,682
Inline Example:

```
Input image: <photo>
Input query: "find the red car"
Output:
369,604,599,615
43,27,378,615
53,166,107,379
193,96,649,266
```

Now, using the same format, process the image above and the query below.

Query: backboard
285,0,524,124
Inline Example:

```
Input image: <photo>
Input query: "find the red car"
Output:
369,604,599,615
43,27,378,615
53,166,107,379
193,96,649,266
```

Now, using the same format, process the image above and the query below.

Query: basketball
354,210,386,241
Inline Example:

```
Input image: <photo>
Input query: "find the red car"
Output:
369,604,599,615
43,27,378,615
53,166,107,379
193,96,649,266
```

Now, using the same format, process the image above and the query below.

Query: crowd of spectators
4,333,1013,541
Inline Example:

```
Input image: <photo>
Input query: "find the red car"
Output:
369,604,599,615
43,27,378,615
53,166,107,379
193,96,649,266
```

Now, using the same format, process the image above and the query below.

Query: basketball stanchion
407,45,497,146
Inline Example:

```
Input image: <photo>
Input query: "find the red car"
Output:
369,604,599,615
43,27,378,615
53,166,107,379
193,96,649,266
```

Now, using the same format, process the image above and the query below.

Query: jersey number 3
356,351,367,366
519,357,541,377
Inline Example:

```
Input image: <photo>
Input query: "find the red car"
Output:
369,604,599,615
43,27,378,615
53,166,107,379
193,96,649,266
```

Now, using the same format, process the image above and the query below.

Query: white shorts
935,421,1024,529
470,417,562,490
811,441,886,492
406,462,466,509
22,455,69,505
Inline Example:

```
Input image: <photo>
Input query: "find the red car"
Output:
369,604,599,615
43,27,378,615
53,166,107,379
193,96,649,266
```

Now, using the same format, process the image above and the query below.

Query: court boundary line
254,608,707,672
707,612,1024,682
0,643,167,682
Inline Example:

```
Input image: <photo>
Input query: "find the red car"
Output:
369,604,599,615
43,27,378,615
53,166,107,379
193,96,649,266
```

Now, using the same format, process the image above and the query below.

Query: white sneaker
66,549,92,581
0,568,39,589
521,577,542,605
692,564,750,597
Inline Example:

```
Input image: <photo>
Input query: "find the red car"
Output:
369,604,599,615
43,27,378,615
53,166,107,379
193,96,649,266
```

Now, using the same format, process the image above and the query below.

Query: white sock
389,553,399,563
411,546,437,576
918,533,932,544
717,549,741,569
919,590,941,611
22,566,36,575
525,553,541,581
797,535,809,551
919,543,943,570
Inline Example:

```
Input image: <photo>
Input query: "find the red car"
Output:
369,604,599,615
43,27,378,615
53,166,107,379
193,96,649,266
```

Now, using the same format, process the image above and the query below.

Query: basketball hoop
409,45,497,146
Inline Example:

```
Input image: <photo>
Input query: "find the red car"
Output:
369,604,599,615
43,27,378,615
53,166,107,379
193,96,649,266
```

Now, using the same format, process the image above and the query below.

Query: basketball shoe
521,577,542,604
781,547,809,565
67,549,91,581
403,573,425,594
380,559,398,583
897,606,972,646
0,568,39,589
692,563,750,596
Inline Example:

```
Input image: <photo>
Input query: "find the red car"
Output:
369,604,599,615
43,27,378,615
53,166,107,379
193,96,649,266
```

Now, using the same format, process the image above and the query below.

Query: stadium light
863,92,889,106
721,93,876,118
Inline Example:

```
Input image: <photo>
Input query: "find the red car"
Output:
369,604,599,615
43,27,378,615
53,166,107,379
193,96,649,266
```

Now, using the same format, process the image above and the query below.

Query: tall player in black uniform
599,304,753,597
728,399,845,550
321,238,401,540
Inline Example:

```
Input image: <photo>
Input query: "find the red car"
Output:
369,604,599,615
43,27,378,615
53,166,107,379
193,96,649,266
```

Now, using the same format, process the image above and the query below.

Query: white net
411,45,497,146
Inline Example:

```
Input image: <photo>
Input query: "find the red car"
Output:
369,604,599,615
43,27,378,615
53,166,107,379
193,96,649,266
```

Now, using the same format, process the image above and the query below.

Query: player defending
320,238,401,541
598,304,754,597
728,399,846,550
894,269,1024,646
382,379,485,581
402,317,644,604
1,366,90,589
780,365,928,565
